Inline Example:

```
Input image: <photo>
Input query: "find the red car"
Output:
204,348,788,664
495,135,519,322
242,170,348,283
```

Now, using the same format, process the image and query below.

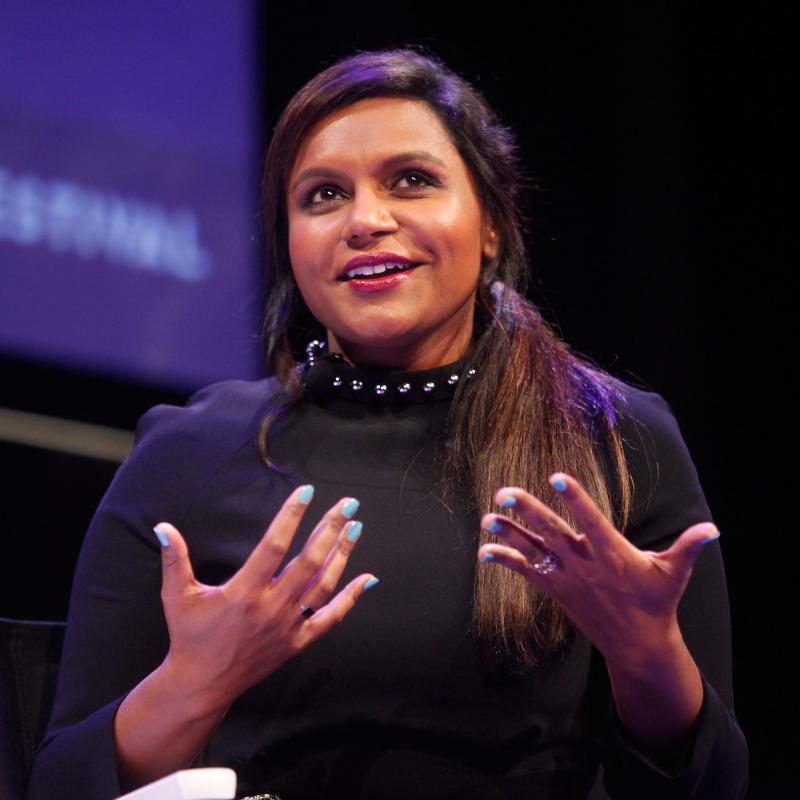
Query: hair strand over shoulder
258,46,632,669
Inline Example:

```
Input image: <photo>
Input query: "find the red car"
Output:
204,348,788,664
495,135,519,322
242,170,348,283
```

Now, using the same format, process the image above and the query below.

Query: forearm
605,625,703,757
113,657,232,791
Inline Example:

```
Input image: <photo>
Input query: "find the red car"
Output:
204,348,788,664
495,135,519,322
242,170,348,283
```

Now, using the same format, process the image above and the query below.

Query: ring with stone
531,548,560,576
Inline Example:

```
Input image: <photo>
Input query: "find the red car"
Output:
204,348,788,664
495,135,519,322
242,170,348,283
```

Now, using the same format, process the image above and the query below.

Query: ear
481,216,499,260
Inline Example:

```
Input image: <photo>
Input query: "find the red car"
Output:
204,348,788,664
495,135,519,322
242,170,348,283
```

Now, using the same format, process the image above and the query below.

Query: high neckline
301,345,475,404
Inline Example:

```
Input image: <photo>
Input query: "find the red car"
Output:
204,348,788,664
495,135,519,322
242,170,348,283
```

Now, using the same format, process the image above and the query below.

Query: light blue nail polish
500,495,517,509
487,520,502,533
481,553,495,562
346,520,363,542
701,529,721,544
364,577,380,591
342,498,360,519
153,527,170,548
298,484,314,504
550,476,568,493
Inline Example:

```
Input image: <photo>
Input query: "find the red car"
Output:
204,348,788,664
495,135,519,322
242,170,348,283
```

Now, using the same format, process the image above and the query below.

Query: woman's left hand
478,472,719,676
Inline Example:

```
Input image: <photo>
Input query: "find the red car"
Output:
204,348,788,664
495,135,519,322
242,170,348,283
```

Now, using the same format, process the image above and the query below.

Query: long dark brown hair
259,46,632,669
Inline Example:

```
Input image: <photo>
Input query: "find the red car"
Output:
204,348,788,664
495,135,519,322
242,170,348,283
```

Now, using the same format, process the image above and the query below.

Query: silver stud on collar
305,339,326,364
304,341,476,399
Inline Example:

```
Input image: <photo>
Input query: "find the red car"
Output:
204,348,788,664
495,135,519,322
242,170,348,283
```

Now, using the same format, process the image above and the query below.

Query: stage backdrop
0,1,261,390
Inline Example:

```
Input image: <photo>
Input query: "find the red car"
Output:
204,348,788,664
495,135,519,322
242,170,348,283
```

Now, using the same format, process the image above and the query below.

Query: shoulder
577,368,690,469
604,377,713,546
134,376,282,454
610,379,687,457
104,377,284,512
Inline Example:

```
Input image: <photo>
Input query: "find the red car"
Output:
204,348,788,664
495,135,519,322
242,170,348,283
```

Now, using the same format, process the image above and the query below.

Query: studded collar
301,340,476,404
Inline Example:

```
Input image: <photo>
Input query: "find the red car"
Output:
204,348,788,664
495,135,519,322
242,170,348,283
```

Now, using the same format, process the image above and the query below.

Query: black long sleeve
29,368,747,799
591,389,748,798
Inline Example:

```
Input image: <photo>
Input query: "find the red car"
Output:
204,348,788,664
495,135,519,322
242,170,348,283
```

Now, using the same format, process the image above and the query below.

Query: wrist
157,653,235,721
604,620,689,683
114,658,234,790
604,627,703,749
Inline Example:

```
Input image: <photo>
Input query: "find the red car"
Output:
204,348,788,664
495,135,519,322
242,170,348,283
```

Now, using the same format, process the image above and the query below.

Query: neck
327,327,472,371
326,304,476,370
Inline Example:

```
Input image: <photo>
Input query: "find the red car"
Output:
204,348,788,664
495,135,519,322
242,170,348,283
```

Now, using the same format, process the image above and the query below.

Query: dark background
0,4,788,797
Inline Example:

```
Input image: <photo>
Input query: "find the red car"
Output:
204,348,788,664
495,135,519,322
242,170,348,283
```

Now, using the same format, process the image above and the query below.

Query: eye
303,184,347,208
300,169,439,209
394,170,438,191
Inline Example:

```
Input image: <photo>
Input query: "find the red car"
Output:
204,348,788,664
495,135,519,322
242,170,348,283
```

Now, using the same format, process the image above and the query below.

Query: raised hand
114,484,377,788
477,472,718,747
152,484,377,713
478,472,717,668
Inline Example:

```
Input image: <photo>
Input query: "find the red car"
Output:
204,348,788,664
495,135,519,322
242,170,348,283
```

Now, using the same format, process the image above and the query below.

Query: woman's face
286,96,497,370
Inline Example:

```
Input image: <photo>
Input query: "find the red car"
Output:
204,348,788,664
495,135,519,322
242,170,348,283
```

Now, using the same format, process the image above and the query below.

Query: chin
335,326,421,355
343,316,422,343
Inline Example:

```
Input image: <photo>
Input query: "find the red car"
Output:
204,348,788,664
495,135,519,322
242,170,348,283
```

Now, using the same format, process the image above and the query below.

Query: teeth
345,262,413,280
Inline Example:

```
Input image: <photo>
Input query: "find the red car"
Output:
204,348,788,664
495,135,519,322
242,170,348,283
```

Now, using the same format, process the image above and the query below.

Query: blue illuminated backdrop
0,1,261,389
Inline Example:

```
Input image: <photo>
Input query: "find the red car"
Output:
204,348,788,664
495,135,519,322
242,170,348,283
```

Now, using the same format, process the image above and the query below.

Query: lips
337,253,422,281
340,262,422,281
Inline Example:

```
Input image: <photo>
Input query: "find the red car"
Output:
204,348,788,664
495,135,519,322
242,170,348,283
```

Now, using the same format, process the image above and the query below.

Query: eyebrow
289,150,448,194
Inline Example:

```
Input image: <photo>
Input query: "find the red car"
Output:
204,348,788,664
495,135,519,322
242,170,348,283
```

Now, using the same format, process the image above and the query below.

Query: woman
30,47,748,799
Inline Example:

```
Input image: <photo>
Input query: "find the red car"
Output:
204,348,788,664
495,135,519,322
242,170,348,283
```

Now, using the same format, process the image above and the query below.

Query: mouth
337,262,423,282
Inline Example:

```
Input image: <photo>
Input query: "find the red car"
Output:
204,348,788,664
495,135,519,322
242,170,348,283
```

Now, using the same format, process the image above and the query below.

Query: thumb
661,522,720,578
153,522,196,601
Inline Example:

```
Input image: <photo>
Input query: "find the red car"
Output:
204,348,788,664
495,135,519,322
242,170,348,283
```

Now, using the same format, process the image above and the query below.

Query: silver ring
298,603,315,619
531,548,560,576
241,794,283,799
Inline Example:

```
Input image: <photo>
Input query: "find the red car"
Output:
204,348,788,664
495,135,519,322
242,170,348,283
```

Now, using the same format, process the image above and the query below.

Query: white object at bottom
115,768,237,800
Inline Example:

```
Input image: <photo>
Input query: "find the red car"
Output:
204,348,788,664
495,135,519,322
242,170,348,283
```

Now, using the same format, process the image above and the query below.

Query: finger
656,522,721,581
477,543,557,586
234,484,316,589
545,473,620,548
492,485,585,546
153,522,197,602
300,573,379,643
298,519,364,611
273,496,361,603
480,513,549,559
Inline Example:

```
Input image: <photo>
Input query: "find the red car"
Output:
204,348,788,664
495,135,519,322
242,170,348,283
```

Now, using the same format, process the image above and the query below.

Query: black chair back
0,617,66,800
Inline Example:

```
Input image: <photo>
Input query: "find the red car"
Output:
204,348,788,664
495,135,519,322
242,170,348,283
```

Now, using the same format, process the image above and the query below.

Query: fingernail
346,520,363,542
499,495,517,508
342,498,360,519
364,577,380,591
550,475,568,493
701,528,721,544
153,525,170,548
487,519,502,533
480,552,495,562
298,484,314,504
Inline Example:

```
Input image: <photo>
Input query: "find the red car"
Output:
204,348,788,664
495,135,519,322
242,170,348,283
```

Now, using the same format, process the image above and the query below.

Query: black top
29,357,748,799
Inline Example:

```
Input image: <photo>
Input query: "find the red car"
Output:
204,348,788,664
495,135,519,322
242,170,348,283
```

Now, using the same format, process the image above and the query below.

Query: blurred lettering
0,167,212,282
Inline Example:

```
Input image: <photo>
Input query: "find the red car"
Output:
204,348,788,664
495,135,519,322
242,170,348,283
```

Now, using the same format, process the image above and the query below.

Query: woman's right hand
114,485,375,789
152,484,376,717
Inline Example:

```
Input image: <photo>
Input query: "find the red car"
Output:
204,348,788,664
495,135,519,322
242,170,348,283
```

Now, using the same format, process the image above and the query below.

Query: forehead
289,97,461,180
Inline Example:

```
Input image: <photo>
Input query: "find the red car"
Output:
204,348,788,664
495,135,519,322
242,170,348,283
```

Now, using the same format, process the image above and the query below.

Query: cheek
429,216,486,279
287,221,307,269
287,229,321,298
428,195,485,254
288,217,337,272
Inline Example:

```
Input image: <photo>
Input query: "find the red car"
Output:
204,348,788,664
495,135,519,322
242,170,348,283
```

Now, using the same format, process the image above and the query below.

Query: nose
342,186,398,243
